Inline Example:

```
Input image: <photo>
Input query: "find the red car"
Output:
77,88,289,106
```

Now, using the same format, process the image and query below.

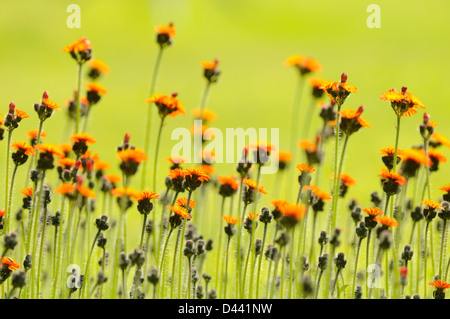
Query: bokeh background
1,0,449,245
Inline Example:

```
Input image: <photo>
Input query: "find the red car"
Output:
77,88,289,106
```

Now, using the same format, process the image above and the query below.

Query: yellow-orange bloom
421,199,443,210
20,187,33,197
136,191,159,202
36,143,64,157
63,37,92,53
111,187,139,199
84,83,108,95
284,55,322,74
200,60,218,70
27,129,47,140
222,215,239,224
298,140,317,153
11,141,35,156
373,216,399,228
430,132,450,148
103,174,121,184
70,133,97,144
87,59,110,74
176,197,196,209
279,202,306,220
55,183,76,195
218,175,239,190
297,163,315,173
42,98,60,110
379,168,407,186
429,280,450,291
117,148,147,163
77,185,96,198
2,257,20,271
363,207,384,217
146,93,186,118
193,108,217,122
304,185,332,200
154,23,176,37
380,87,425,117
168,205,191,219
243,178,267,194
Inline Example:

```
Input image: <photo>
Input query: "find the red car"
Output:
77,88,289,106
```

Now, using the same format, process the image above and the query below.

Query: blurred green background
1,0,449,241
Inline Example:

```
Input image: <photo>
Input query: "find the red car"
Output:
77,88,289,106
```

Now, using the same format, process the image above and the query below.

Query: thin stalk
365,229,372,298
236,178,244,298
352,238,363,298
171,221,183,298
187,257,192,299
269,253,280,299
4,130,12,234
248,165,262,298
314,269,325,299
75,62,83,134
288,227,295,299
177,191,193,298
81,230,101,299
280,245,287,299
439,219,448,280
158,227,174,298
424,221,430,298
223,236,231,298
7,164,19,237
255,222,268,299
35,198,49,298
151,117,166,258
141,46,164,190
331,268,342,298
241,235,252,298
215,196,226,297
51,196,67,298
139,214,148,250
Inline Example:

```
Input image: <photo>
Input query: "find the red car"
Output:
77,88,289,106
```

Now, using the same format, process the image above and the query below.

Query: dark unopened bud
401,244,414,262
119,252,129,271
11,270,26,288
202,273,211,283
9,101,15,113
302,275,314,297
355,222,367,239
128,248,145,268
23,254,32,271
208,289,217,299
379,230,392,251
205,239,213,251
184,240,197,259
196,285,204,299
42,91,49,99
147,266,159,285
97,232,107,248
254,238,262,256
196,240,206,256
3,232,18,250
259,206,272,224
354,285,362,299
191,268,199,284
318,230,328,246
95,215,110,231
318,254,329,271
334,252,347,270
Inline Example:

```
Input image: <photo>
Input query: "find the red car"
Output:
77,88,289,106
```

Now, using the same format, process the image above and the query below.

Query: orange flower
146,93,186,119
279,202,306,220
20,187,33,197
380,86,425,117
87,59,110,74
338,106,370,135
154,22,176,37
373,216,399,228
284,55,322,75
298,140,317,153
199,164,215,176
243,178,267,194
363,207,384,217
55,183,76,195
271,199,288,211
193,108,217,122
1,257,20,271
439,184,450,193
111,187,139,199
218,175,239,190
70,133,96,145
42,98,60,110
117,148,147,163
380,146,404,156
248,212,259,220
379,168,407,186
0,209,4,218
136,191,159,202
59,143,73,155
168,205,191,219
84,83,108,95
304,185,332,200
27,129,47,140
94,160,111,171
201,60,218,70
278,151,292,163
400,149,430,166
166,156,186,166
430,132,450,149
176,197,196,209
428,148,447,163
11,141,35,156
222,215,239,224
297,163,315,173
339,173,357,187
57,158,76,168
244,140,274,159
421,199,443,210
103,174,121,184
184,168,211,183
77,185,96,199
36,143,64,157
63,37,92,53
429,280,450,291
320,73,358,105
168,168,187,179
14,109,29,119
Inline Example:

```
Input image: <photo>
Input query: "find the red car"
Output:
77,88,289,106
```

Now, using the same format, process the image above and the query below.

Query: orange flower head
36,143,64,157
429,280,450,291
373,216,399,228
193,108,217,122
280,202,306,220
57,158,76,168
155,22,176,37
430,132,450,149
14,109,29,119
11,141,35,156
320,73,358,105
339,173,357,187
297,163,315,173
428,148,447,172
304,185,332,200
421,199,443,210
222,215,239,224
94,160,111,171
103,174,121,184
63,37,92,53
200,59,219,70
27,129,47,140
176,197,196,209
2,257,20,271
243,178,267,194
56,183,76,195
166,156,187,168
184,168,211,182
168,205,191,220
363,207,384,217
309,78,328,98
0,209,4,218
218,175,239,197
146,93,186,119
77,185,96,199
298,140,317,153
379,168,407,185
284,55,322,75
87,59,110,74
41,98,60,110
117,148,147,164
380,86,425,117
70,133,96,145
20,187,33,197
278,151,292,163
339,106,370,136
84,83,108,95
439,184,450,193
111,187,139,200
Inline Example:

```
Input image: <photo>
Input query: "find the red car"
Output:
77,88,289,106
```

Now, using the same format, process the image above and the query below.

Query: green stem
177,191,192,298
215,196,226,297
81,230,101,299
424,221,430,298
141,46,164,190
139,214,148,251
255,222,268,299
439,220,447,280
158,227,174,298
288,227,295,299
365,230,372,298
224,236,231,298
352,238,363,298
75,62,83,134
36,197,49,298
52,196,67,299
4,130,12,234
